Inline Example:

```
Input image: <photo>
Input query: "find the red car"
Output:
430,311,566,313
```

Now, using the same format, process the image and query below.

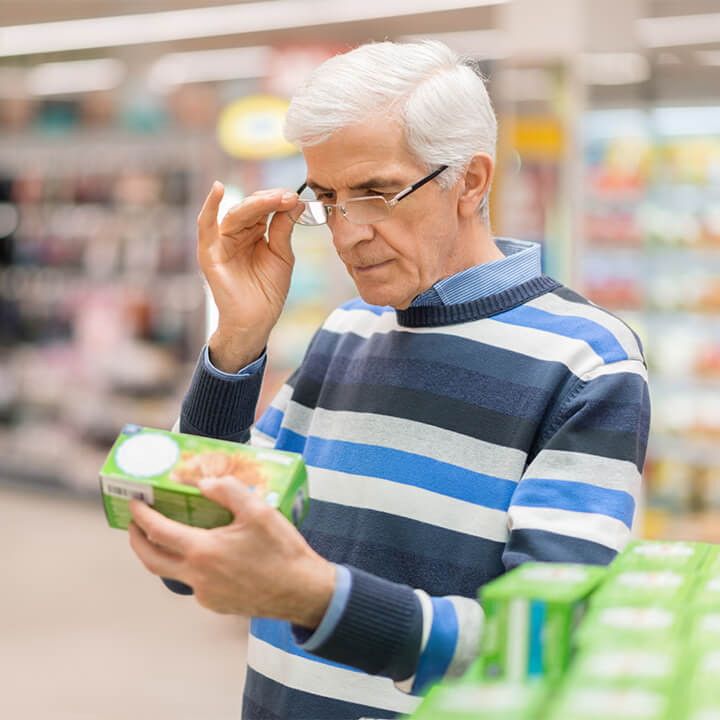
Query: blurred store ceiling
0,0,719,104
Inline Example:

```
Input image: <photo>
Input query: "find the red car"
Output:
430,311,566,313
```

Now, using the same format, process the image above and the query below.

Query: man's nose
329,210,374,251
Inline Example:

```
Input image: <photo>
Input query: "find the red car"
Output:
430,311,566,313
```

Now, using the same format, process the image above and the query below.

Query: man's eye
316,193,334,201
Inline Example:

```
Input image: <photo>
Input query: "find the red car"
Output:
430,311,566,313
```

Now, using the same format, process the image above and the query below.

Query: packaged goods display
409,681,546,720
100,425,309,530
478,563,607,683
408,540,720,720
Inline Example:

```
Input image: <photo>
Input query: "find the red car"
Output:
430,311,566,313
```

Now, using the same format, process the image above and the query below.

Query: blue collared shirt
203,237,542,649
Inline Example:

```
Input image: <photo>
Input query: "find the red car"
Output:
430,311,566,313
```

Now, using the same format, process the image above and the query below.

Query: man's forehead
305,173,410,192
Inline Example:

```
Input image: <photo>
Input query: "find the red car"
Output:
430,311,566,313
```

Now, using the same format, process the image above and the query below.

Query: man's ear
457,153,493,218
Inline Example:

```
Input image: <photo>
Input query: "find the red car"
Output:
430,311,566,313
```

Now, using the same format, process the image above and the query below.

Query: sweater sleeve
178,345,267,443
502,359,651,570
290,566,485,694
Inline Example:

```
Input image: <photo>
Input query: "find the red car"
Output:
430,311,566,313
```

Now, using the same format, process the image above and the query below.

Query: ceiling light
0,0,508,58
28,58,126,96
637,13,720,48
148,46,271,91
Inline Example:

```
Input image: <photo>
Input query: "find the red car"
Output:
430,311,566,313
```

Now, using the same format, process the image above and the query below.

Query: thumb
267,193,298,267
198,476,262,520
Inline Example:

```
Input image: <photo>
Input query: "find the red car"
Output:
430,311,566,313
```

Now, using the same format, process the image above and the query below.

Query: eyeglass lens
290,196,390,226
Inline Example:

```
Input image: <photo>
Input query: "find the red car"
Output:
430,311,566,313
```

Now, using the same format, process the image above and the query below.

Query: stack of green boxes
406,541,720,720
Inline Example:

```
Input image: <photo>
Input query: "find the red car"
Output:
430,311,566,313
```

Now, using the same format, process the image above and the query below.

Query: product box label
612,540,710,572
590,569,693,608
99,425,309,530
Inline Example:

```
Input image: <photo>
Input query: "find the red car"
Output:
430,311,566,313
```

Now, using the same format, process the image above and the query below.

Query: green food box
409,681,546,720
479,563,607,684
691,575,720,610
688,612,720,650
99,425,309,530
567,646,679,693
590,569,694,608
611,540,710,572
575,604,683,649
547,685,671,720
701,544,720,574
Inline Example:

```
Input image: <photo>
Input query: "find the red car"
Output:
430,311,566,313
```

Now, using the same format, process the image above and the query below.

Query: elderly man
128,41,650,719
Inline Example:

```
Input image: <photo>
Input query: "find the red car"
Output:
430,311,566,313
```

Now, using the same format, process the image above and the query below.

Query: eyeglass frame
290,164,449,226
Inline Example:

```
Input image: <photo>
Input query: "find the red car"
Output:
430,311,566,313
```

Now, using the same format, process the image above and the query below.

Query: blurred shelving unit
580,106,720,540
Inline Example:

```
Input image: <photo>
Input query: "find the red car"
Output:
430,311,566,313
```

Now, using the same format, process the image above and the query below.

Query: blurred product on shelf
582,106,720,542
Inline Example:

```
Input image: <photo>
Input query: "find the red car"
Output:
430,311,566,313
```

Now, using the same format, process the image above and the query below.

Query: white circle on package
116,434,180,477
616,571,683,588
632,543,694,558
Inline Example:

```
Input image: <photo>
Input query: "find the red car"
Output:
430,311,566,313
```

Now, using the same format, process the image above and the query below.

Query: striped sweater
179,275,650,719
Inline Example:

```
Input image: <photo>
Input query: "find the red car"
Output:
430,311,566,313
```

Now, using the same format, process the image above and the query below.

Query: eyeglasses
287,165,448,226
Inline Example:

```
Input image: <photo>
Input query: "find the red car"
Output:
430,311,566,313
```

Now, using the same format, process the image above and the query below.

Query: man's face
301,115,466,309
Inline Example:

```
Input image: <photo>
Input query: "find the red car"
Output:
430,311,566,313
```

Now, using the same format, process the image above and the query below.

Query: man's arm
503,358,650,569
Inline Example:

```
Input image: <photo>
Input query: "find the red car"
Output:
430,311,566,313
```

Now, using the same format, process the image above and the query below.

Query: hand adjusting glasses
287,165,448,226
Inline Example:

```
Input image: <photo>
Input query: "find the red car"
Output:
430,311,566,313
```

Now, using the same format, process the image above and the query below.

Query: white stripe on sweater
523,450,642,496
527,292,643,363
278,403,527,481
309,466,510,543
507,506,631,553
323,307,609,378
247,635,422,715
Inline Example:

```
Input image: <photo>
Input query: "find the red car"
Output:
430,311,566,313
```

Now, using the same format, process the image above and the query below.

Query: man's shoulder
522,281,646,366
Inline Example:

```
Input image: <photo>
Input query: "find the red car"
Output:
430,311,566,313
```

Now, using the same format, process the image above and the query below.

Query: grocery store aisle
0,483,248,720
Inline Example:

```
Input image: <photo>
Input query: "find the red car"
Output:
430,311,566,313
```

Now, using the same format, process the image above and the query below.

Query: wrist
208,328,267,373
290,557,337,630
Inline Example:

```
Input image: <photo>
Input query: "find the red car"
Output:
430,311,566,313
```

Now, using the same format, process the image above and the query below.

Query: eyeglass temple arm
393,164,449,202
296,182,308,194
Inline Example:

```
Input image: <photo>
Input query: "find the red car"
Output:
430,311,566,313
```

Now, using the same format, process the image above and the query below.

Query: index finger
219,189,297,236
129,499,198,556
197,180,224,233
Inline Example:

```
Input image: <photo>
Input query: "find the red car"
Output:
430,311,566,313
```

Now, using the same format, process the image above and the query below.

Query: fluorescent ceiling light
27,58,126,95
637,12,720,48
149,46,271,90
399,30,509,60
580,53,650,86
0,0,508,57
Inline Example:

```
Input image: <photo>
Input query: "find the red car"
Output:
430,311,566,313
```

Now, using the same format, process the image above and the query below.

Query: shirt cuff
294,564,351,651
203,344,267,379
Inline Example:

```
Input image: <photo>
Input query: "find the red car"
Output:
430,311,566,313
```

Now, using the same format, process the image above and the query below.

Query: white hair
284,40,497,224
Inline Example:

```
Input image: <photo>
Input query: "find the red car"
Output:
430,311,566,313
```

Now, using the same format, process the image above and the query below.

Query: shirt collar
411,238,542,307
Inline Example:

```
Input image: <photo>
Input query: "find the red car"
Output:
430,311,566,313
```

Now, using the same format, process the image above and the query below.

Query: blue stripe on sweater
413,597,459,693
495,306,628,364
275,430,517,510
510,478,635,528
250,617,363,672
255,405,284,439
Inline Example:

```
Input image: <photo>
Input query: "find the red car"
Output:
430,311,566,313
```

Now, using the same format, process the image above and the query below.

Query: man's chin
355,285,410,310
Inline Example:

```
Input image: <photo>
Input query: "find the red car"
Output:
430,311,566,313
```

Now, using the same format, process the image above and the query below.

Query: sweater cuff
180,345,266,440
295,565,423,681
292,565,351,650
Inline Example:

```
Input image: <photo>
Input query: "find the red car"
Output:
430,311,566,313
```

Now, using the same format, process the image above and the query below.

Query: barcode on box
102,478,154,505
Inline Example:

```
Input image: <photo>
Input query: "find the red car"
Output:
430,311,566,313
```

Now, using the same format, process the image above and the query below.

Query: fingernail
282,192,296,202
